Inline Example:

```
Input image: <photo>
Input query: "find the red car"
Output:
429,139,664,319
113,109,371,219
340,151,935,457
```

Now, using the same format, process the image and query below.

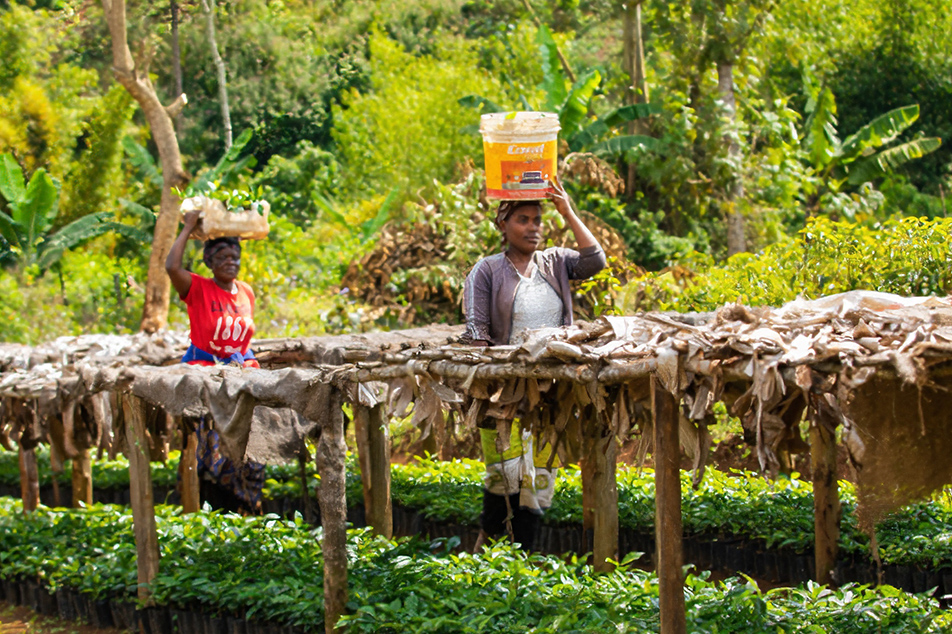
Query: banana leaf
122,137,163,189
802,87,839,170
569,103,660,152
839,104,920,163
558,69,601,142
589,135,658,158
457,95,504,113
189,128,256,196
846,137,942,186
0,153,25,204
16,169,59,252
36,212,148,271
0,211,20,249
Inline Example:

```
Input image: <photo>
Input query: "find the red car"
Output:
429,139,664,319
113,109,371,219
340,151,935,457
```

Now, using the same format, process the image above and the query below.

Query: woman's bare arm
165,210,201,299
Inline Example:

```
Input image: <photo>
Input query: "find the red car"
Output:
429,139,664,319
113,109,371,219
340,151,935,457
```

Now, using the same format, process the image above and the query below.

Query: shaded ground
0,604,125,634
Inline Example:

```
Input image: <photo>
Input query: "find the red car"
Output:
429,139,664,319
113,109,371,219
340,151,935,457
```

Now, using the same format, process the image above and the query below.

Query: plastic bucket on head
480,112,560,200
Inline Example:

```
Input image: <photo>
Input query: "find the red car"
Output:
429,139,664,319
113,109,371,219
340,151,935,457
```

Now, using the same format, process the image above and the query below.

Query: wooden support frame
178,418,200,514
581,427,619,572
316,387,347,634
811,410,840,586
652,375,686,634
122,393,160,605
354,403,392,538
71,448,93,507
18,444,39,512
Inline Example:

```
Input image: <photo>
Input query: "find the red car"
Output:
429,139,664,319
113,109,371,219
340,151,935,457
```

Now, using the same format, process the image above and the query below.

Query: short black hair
203,237,241,268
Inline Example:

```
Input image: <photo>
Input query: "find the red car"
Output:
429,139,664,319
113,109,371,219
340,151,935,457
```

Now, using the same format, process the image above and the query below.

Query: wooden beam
71,448,93,507
122,393,160,605
316,387,347,634
18,444,39,512
652,375,686,634
354,404,392,539
178,419,200,514
582,428,618,572
811,409,840,586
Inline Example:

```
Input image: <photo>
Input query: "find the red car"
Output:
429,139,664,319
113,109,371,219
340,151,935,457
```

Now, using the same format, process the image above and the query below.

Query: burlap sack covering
845,371,952,531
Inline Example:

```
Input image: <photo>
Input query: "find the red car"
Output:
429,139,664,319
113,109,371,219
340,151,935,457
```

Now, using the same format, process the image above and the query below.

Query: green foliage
5,497,947,633
628,216,952,313
332,30,504,197
0,152,146,272
800,81,941,214
250,140,342,226
0,248,147,343
0,5,96,177
57,85,136,228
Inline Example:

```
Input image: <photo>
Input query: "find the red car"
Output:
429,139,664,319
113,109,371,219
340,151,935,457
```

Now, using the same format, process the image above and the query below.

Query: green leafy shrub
2,495,947,633
626,216,952,313
332,29,504,197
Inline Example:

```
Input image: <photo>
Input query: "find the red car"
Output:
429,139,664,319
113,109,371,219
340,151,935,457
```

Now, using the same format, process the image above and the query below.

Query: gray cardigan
462,245,607,346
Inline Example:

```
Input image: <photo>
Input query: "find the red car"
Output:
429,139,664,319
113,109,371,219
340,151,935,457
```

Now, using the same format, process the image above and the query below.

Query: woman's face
209,244,241,284
500,203,543,256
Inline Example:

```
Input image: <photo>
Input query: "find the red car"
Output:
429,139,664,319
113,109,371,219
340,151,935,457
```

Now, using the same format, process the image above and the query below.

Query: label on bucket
484,139,557,200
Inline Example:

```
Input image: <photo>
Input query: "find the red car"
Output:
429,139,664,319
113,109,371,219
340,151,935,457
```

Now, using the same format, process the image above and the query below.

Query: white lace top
509,266,564,345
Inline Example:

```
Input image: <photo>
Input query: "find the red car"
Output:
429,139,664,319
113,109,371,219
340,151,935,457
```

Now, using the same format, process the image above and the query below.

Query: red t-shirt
183,273,256,361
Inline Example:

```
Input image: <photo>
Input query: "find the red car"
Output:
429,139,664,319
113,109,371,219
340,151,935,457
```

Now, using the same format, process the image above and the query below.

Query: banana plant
0,153,150,271
460,25,659,161
802,78,941,192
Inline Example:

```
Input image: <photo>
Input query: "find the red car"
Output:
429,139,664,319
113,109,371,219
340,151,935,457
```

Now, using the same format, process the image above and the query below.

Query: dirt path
0,604,126,634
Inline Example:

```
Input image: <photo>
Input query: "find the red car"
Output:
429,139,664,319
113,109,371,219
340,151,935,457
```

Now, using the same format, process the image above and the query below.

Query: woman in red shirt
166,209,259,368
166,209,264,513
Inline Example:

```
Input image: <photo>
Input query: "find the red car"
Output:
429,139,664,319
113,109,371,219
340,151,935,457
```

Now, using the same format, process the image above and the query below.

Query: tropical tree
801,81,942,218
460,25,660,162
100,0,189,333
0,154,148,271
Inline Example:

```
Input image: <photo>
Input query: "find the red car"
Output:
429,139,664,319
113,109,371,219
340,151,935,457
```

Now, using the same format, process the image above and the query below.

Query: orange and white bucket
480,112,560,200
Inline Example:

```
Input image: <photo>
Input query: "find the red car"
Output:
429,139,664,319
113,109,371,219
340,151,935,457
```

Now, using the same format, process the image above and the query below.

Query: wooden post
652,375,686,634
18,444,39,512
178,420,200,514
580,401,619,571
354,404,392,538
122,393,160,604
71,448,93,507
588,433,619,572
316,387,347,634
810,411,840,586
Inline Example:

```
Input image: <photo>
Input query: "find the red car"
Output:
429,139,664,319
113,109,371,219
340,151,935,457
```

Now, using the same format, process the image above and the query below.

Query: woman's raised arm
165,210,201,299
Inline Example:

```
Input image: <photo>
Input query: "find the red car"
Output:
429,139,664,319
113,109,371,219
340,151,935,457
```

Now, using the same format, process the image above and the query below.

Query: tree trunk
200,0,233,150
170,0,185,132
717,60,746,256
101,0,189,333
624,1,649,201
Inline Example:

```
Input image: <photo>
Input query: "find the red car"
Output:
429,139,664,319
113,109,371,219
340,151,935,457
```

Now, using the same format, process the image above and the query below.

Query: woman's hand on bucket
547,176,574,219
548,177,599,250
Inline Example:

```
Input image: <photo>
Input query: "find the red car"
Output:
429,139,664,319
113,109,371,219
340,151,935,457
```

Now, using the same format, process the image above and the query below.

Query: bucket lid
479,111,561,136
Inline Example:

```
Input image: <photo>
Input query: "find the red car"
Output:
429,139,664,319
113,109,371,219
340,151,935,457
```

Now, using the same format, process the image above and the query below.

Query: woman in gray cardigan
462,179,606,551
